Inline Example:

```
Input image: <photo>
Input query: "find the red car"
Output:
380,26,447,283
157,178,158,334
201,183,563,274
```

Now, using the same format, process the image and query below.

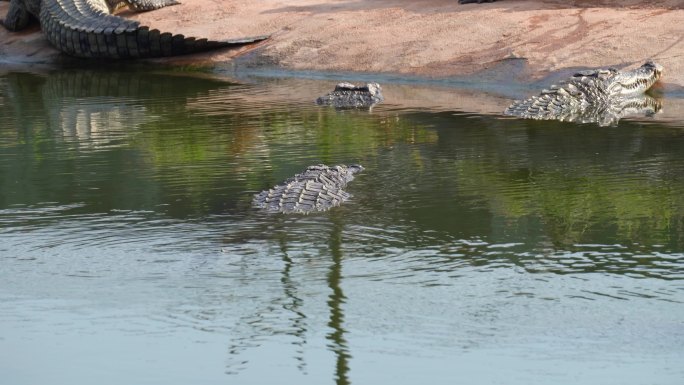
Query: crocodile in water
316,82,384,109
504,61,663,126
253,164,364,214
1,0,269,59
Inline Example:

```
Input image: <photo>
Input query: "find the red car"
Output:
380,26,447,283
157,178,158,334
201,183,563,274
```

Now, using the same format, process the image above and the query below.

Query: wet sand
2,0,683,88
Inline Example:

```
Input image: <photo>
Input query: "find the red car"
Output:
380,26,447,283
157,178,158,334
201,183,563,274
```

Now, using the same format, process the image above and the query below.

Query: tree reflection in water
327,216,351,385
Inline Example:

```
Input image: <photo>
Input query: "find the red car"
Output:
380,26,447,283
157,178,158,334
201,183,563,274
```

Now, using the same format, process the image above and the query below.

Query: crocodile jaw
609,61,663,97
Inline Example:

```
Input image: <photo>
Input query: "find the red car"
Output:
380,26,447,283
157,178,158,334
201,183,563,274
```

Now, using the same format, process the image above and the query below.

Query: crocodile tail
40,0,268,59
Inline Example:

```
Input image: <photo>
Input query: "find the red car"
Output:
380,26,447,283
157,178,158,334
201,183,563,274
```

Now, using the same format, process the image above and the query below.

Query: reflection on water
1,70,684,385
327,218,350,385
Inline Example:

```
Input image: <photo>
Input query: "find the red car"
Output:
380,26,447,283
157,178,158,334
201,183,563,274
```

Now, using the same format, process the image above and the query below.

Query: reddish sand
2,0,683,87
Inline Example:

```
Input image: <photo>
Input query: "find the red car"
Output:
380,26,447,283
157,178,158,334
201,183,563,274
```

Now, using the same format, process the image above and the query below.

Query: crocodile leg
106,0,180,12
124,0,179,11
39,0,269,59
1,0,32,31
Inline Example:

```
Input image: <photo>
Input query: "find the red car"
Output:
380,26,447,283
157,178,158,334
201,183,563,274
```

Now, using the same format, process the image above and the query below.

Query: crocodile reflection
2,71,236,149
546,94,662,127
508,93,663,127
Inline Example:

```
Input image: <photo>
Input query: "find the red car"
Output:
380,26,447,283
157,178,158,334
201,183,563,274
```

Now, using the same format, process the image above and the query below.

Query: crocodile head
345,164,365,174
607,61,663,97
333,82,382,97
365,83,382,97
304,164,364,178
331,164,364,183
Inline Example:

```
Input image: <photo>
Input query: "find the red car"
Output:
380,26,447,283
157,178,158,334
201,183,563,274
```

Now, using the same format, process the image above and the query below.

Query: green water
1,69,683,385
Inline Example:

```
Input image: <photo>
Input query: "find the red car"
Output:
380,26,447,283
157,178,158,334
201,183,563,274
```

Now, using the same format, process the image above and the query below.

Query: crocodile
504,61,663,126
458,0,496,3
253,164,364,214
316,82,384,109
1,0,269,59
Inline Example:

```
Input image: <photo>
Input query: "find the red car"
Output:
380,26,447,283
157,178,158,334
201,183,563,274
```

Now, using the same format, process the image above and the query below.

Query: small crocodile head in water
606,61,663,97
345,164,365,174
329,164,364,183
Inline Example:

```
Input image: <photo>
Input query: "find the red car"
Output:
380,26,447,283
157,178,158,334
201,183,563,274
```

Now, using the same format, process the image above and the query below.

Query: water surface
1,69,683,385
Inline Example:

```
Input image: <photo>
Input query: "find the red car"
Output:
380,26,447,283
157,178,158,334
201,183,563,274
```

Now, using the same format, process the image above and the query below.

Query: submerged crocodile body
316,82,384,109
253,164,364,214
505,61,663,126
1,0,268,59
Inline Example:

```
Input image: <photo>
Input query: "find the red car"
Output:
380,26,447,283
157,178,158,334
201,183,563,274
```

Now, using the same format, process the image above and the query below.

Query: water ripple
3,71,684,384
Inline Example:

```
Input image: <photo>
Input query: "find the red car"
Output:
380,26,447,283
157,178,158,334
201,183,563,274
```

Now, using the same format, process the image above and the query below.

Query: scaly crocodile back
253,164,364,214
316,82,384,108
504,70,610,120
39,0,268,59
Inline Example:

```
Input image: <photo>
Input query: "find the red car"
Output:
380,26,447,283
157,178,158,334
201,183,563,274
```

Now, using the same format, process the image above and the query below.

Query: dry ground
2,0,683,86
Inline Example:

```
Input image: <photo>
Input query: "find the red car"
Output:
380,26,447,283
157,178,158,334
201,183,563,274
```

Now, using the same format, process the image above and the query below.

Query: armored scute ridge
2,0,269,59
316,82,384,108
253,164,364,214
504,61,663,126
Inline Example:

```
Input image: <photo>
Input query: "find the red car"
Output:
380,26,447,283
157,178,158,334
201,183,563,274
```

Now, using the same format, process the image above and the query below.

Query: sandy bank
2,0,683,89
